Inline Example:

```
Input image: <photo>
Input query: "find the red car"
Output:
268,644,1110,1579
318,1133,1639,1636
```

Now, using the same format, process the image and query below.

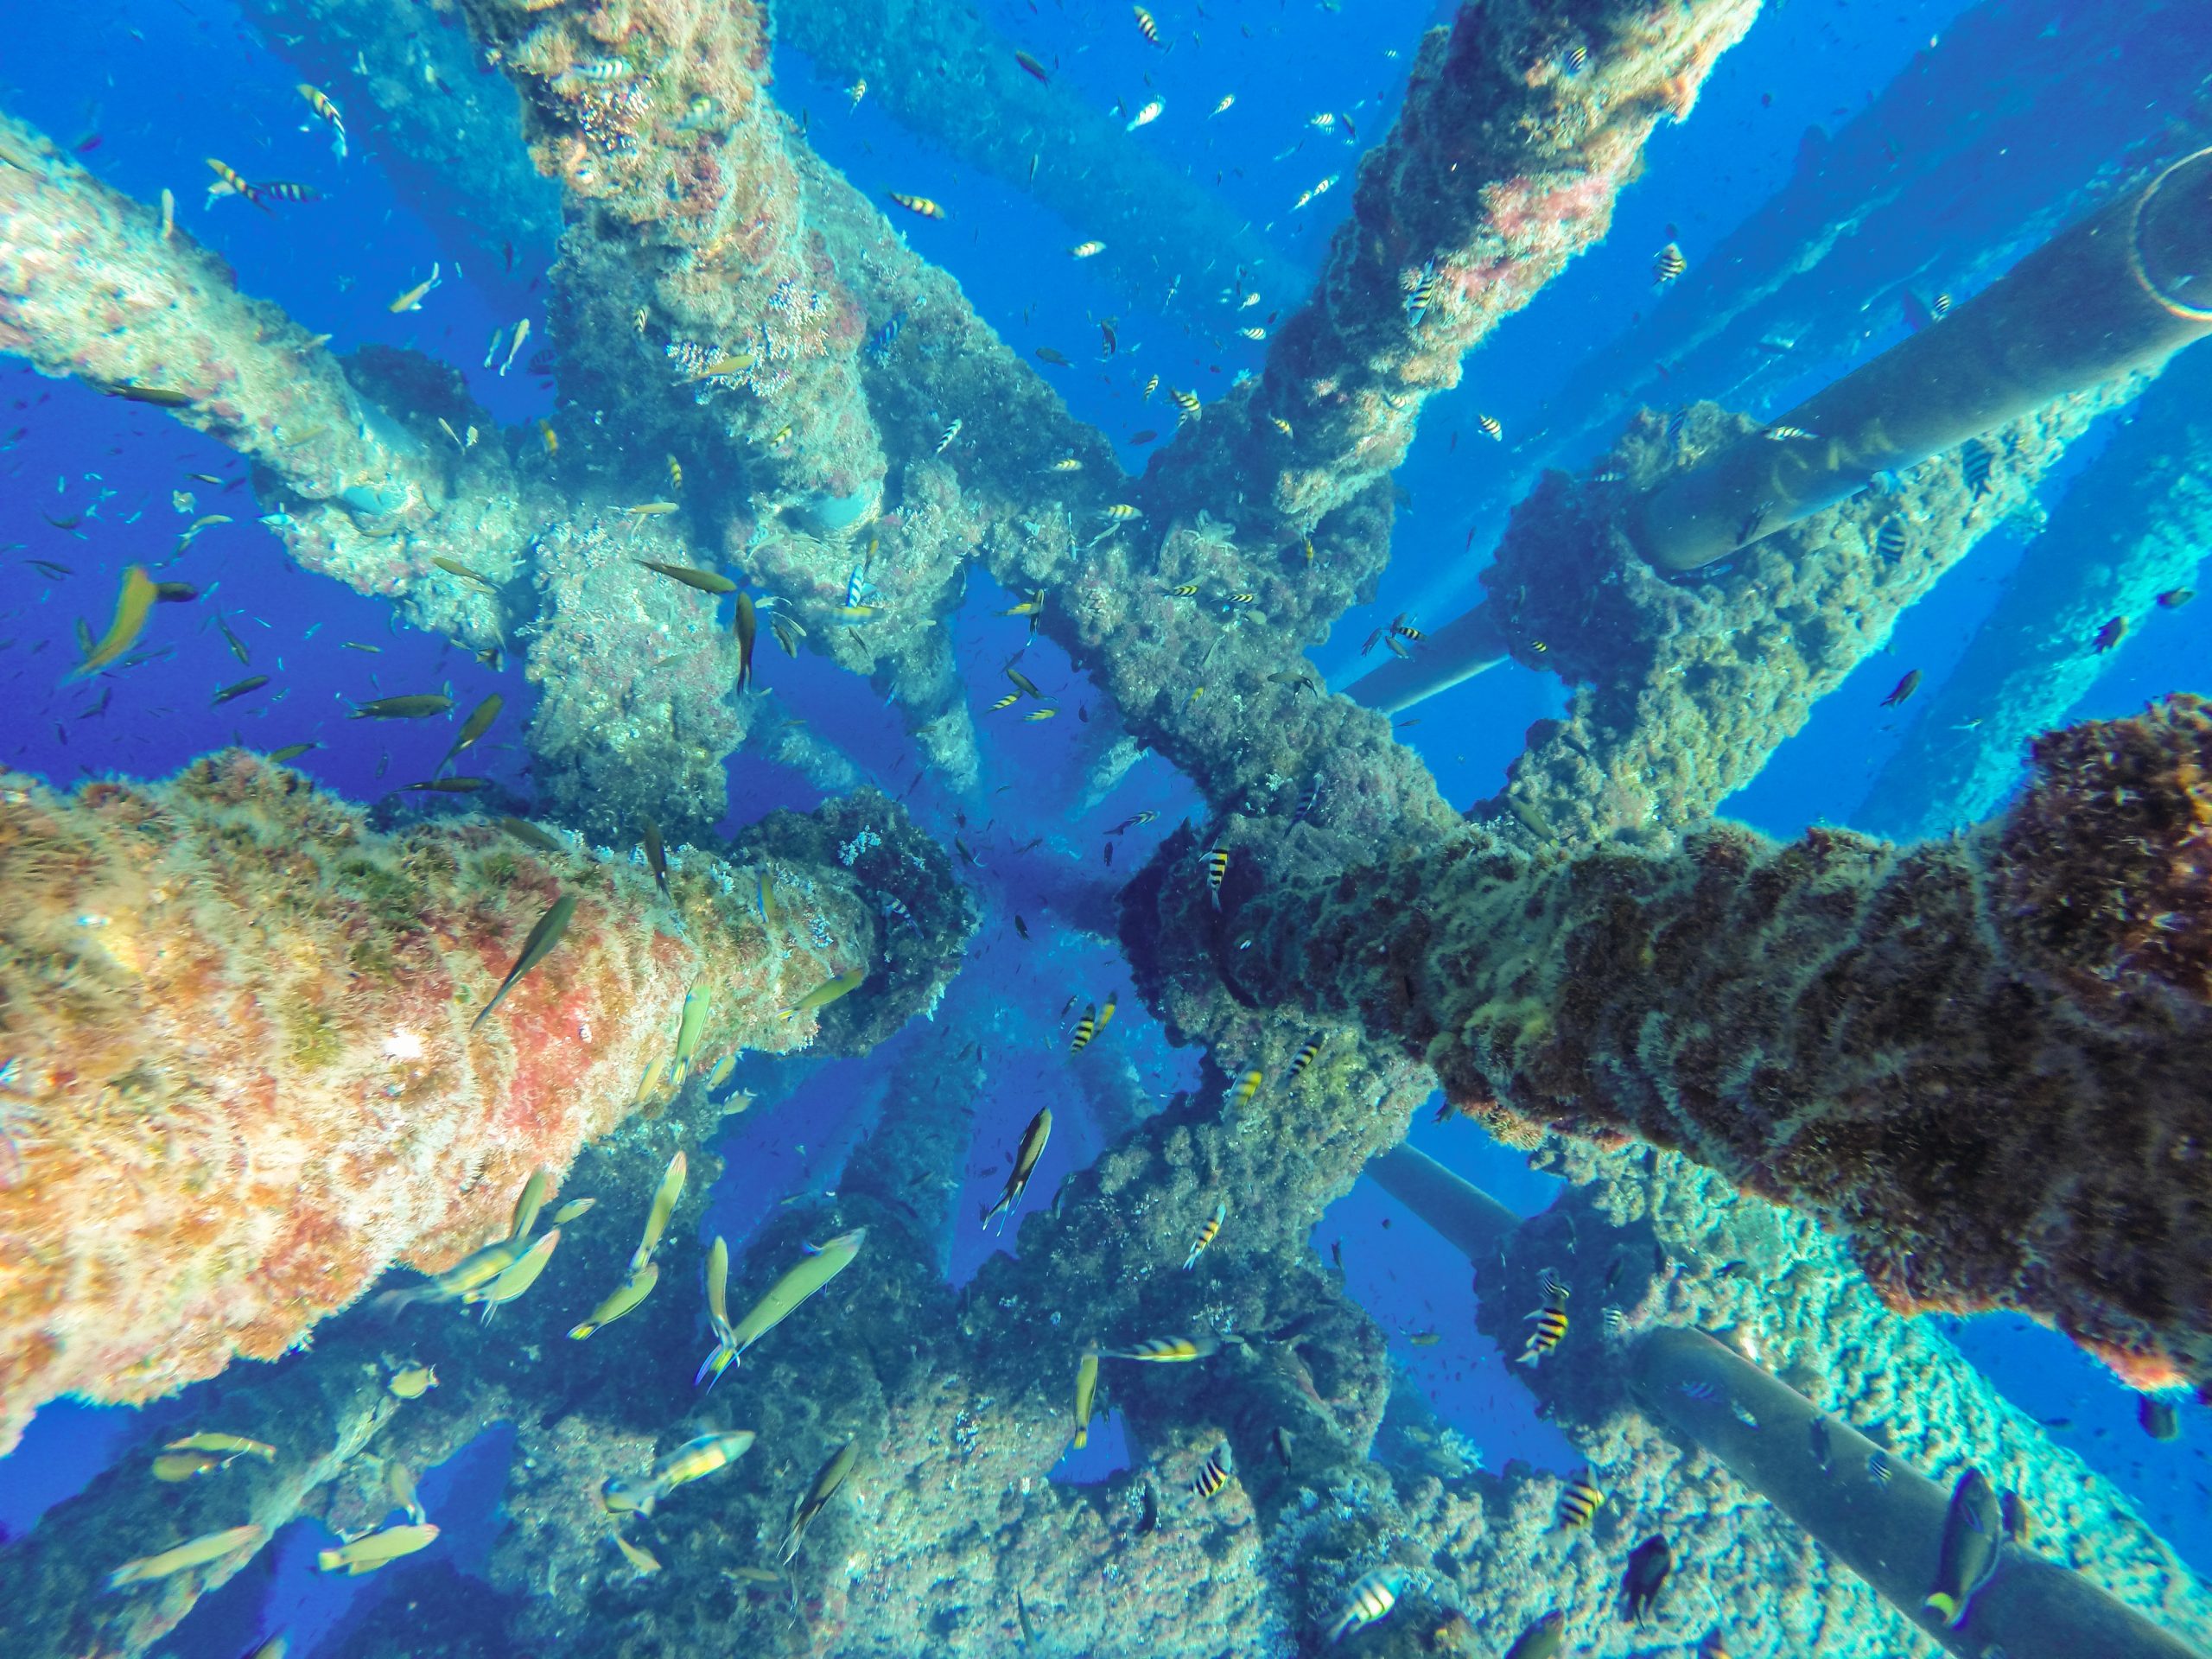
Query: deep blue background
3,0,2208,1650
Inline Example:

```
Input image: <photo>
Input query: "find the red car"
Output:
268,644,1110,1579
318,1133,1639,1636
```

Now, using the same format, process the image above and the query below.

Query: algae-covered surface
3,1,2212,1657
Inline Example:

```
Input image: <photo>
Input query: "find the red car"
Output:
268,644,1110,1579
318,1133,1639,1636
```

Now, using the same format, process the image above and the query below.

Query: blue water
5,0,2211,1652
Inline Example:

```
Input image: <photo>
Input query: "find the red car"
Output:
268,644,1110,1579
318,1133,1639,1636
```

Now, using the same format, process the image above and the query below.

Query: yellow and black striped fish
1557,1472,1604,1529
1653,241,1688,284
1171,387,1203,424
1930,291,1953,319
989,690,1020,711
257,181,321,204
1875,518,1909,562
1192,1442,1231,1499
1538,1269,1571,1303
1230,1067,1263,1107
1108,1335,1218,1363
1476,412,1503,442
1271,416,1294,438
1070,1006,1098,1052
1142,373,1160,401
1164,582,1200,597
1285,1038,1323,1084
1203,845,1229,906
1132,5,1162,45
1182,1200,1225,1269
205,156,272,215
1101,503,1143,524
1518,1303,1569,1364
887,191,945,219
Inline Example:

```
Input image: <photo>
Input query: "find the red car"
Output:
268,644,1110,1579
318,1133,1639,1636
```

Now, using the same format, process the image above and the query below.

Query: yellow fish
317,1522,439,1576
466,1228,561,1321
780,1440,860,1565
387,1365,439,1399
887,191,945,219
784,967,865,1021
67,564,156,682
105,1524,266,1589
1073,1349,1099,1449
1105,1335,1219,1363
698,1229,868,1385
164,1432,276,1461
603,1431,757,1517
630,1150,688,1274
569,1260,659,1340
550,1196,596,1225
387,263,442,313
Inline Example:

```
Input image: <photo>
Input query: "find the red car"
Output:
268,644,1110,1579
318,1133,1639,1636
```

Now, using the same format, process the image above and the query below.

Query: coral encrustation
0,753,876,1454
1226,697,2212,1391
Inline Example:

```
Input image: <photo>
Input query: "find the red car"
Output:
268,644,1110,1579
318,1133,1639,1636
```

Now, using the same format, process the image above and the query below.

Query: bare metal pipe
1632,148,2212,571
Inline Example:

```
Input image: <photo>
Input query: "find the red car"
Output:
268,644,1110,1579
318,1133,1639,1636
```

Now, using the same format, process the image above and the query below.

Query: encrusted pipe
1630,1328,2207,1659
0,753,950,1454
1633,149,2212,570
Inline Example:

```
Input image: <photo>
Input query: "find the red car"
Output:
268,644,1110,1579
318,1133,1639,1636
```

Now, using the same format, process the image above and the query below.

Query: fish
258,181,321,204
1285,1038,1323,1084
998,592,1047,616
703,1228,867,1382
2092,615,2127,653
641,817,670,895
1327,1567,1408,1645
2158,587,2195,609
1096,991,1118,1032
267,742,318,764
2139,1393,2181,1440
2000,1488,2031,1542
1142,374,1160,402
1171,387,1202,424
732,592,759,694
297,83,346,158
1072,1349,1100,1448
1230,1067,1263,1107
212,675,270,706
387,1365,438,1399
1932,291,1954,318
1107,810,1157,836
1537,1269,1571,1303
498,817,567,854
1923,1468,2003,1627
1517,1303,1569,1363
67,564,156,681
1182,1200,1225,1269
467,1227,561,1320
1127,98,1164,131
568,1260,658,1340
1023,708,1057,722
433,556,499,590
630,1150,687,1274
1203,845,1230,906
780,1440,860,1564
847,77,867,110
205,156,273,213
439,693,503,773
1875,518,1909,561
105,383,194,407
404,776,487,795
1106,1335,1218,1363
1652,242,1687,284
1764,423,1819,442
375,1237,527,1314
1403,259,1439,327
989,691,1021,712
1477,413,1503,442
887,192,945,219
1211,94,1235,116
938,418,962,454
1069,1006,1098,1052
1620,1534,1672,1624
1504,1611,1566,1659
551,1197,596,1226
1961,436,1997,499
1042,457,1084,474
687,353,757,381
539,421,558,456
151,1451,231,1486
1132,4,1162,45
1866,1449,1893,1485
669,987,712,1086
981,1107,1052,1232
1014,48,1052,82
1192,1442,1231,1499
604,1428,758,1518
388,264,442,313
1557,1473,1604,1529
1068,240,1105,258
470,892,579,1033
611,1529,661,1578
105,1524,266,1589
165,1431,277,1461
1880,670,1922,708
351,695,453,720
624,500,681,519
1034,346,1070,367
784,967,865,1020
1292,779,1324,823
